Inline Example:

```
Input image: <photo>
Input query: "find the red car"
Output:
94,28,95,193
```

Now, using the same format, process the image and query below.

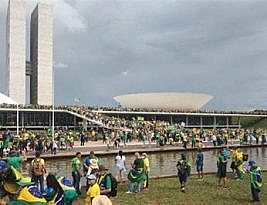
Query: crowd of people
0,138,264,204
1,103,267,115
0,125,267,159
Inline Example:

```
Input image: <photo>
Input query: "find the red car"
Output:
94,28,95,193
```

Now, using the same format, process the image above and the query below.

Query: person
31,151,46,193
80,132,85,146
84,151,99,176
248,160,263,202
235,154,248,180
115,151,126,183
43,173,65,204
217,149,228,188
176,153,191,192
92,195,112,205
71,152,83,195
230,147,237,174
142,153,150,190
196,148,204,180
212,134,217,147
85,174,100,205
97,165,112,197
6,150,27,172
127,152,144,193
0,156,8,200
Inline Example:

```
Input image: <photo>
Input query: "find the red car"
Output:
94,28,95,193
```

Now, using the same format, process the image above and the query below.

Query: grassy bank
74,173,266,205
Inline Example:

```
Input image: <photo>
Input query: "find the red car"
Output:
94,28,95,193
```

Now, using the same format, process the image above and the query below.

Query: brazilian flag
128,169,144,183
57,176,77,204
8,185,47,205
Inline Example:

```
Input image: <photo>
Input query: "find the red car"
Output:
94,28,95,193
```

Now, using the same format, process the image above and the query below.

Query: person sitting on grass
248,160,262,202
176,153,191,192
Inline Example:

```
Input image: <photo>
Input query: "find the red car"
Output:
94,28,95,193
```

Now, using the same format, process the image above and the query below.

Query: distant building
30,3,53,105
6,0,26,104
5,0,53,105
114,92,213,111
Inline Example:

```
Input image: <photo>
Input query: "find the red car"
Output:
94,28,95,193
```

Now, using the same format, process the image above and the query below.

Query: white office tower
6,0,26,104
30,3,53,105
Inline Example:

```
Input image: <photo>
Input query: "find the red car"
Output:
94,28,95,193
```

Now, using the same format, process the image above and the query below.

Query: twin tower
6,0,53,105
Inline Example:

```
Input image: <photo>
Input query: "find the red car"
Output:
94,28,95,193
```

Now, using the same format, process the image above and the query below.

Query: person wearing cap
97,165,112,197
142,153,150,190
71,152,83,195
176,153,191,192
248,160,262,202
85,174,100,205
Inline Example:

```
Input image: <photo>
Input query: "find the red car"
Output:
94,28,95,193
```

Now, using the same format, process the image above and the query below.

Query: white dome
114,92,213,111
0,92,18,105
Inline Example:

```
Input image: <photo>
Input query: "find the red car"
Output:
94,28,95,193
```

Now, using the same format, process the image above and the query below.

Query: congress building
6,0,53,105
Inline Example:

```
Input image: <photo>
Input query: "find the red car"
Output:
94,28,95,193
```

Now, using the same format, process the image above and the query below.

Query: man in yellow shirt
142,153,150,189
31,151,46,193
85,174,100,205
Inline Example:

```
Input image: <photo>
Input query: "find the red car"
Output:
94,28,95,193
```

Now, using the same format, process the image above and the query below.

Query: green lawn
74,173,267,205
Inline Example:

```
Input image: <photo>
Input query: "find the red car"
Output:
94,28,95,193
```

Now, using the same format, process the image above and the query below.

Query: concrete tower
30,3,53,105
6,0,26,104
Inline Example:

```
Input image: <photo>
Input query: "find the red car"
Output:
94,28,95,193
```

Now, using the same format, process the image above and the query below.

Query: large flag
73,98,80,103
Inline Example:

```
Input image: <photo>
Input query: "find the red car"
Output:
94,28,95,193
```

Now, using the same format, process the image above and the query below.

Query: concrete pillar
200,116,203,128
82,119,87,131
186,116,189,127
213,116,216,129
226,116,229,129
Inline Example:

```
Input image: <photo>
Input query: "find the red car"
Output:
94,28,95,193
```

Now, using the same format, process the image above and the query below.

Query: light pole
16,104,19,136
52,68,55,139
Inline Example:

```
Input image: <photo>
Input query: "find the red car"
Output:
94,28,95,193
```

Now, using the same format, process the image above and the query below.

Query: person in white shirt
115,150,126,183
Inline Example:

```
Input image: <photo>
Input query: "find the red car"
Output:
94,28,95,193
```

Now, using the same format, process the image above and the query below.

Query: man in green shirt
71,152,82,195
7,150,27,172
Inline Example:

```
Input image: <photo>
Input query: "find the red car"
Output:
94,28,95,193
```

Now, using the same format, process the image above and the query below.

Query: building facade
6,0,26,104
5,0,53,105
30,4,53,105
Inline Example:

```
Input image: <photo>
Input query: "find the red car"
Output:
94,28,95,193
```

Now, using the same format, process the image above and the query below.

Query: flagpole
52,68,55,139
16,104,19,136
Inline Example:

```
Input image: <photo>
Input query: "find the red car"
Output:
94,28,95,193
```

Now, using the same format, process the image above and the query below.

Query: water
21,147,267,182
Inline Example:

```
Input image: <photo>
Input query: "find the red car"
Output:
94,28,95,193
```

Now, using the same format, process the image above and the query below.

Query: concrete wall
6,0,26,104
30,3,53,105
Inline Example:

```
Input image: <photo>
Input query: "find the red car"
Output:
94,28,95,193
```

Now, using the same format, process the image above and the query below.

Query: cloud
1,1,267,110
54,61,68,69
27,0,88,32
121,71,129,76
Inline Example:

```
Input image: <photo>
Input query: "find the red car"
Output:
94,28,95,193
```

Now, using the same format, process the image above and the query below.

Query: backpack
32,159,43,176
104,173,117,197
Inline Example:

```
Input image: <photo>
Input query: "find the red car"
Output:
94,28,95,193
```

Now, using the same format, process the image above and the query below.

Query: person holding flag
248,160,263,202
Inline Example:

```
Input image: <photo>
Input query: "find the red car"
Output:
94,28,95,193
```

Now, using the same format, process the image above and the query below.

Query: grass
73,173,267,205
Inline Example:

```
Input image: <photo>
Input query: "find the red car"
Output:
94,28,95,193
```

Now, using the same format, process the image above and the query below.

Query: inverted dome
114,92,213,111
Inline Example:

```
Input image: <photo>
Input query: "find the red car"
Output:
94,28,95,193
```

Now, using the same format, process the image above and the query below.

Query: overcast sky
0,0,267,110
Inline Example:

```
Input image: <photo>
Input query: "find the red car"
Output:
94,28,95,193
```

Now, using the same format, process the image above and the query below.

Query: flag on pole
73,98,80,103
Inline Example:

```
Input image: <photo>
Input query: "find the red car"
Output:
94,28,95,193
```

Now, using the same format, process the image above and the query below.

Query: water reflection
21,147,267,182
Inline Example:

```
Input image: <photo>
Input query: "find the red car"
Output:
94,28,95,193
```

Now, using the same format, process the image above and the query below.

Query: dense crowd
1,103,267,115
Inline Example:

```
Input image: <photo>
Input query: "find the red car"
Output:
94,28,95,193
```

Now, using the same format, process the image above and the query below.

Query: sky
0,0,267,110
